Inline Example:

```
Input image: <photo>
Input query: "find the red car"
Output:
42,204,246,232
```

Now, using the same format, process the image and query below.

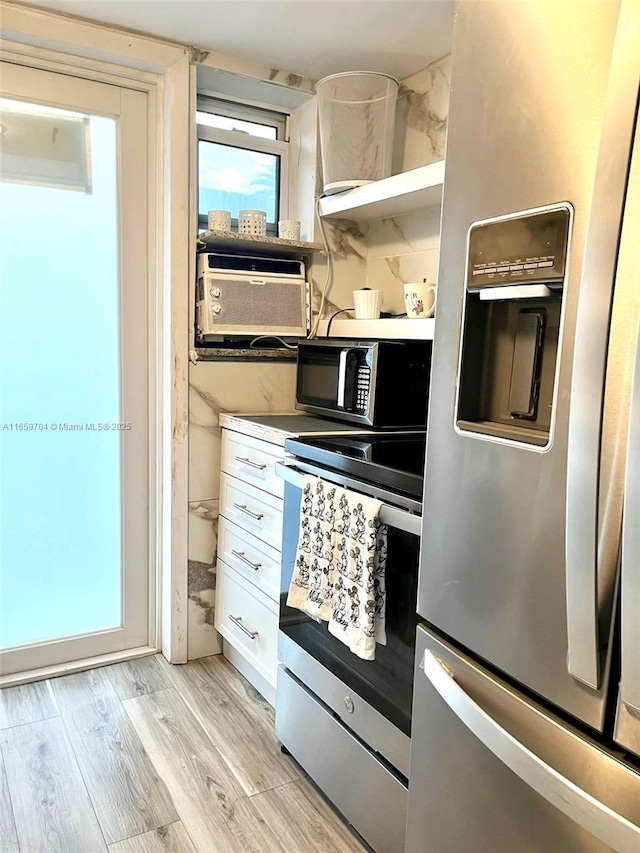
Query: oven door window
280,481,419,736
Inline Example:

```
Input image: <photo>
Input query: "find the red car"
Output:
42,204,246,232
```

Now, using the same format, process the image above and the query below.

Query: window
197,96,289,235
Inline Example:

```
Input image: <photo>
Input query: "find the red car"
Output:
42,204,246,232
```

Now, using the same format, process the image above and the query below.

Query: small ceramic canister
207,210,231,231
353,288,383,319
403,279,436,318
238,209,267,236
278,219,301,240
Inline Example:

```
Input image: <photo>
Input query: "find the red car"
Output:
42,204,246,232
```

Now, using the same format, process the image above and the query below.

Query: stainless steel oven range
275,433,424,853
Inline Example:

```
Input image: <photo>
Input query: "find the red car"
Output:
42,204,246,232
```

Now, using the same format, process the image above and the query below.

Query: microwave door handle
620,326,640,713
565,0,640,690
337,350,348,408
421,651,640,851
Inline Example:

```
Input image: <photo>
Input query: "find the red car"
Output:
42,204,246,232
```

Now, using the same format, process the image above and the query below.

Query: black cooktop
284,433,426,499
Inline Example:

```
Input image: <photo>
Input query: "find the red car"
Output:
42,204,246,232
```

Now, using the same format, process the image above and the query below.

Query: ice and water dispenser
456,205,571,447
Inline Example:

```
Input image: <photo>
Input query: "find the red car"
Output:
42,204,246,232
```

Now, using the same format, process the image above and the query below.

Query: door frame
0,1,192,683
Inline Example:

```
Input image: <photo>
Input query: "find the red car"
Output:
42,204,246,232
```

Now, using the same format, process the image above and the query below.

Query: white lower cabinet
216,560,279,686
221,430,285,498
219,473,283,551
218,516,281,601
215,426,285,703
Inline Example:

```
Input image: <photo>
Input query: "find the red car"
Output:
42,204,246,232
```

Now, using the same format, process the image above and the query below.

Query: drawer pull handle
233,502,264,521
235,455,267,471
229,615,259,640
231,549,261,571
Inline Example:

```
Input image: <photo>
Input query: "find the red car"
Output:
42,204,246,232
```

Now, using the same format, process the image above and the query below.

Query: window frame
196,95,289,236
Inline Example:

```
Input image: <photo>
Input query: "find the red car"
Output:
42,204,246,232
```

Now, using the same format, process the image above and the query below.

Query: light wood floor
0,654,367,853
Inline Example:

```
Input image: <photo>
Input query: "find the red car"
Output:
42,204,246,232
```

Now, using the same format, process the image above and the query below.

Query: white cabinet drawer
221,431,285,498
218,516,281,602
215,560,279,686
220,473,283,550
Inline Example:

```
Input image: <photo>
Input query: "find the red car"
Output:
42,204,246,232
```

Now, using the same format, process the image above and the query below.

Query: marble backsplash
189,360,296,503
394,54,451,173
310,219,368,322
365,206,443,315
187,360,296,658
188,499,220,660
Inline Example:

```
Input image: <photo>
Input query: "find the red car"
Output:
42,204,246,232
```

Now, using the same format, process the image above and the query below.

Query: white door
0,62,152,676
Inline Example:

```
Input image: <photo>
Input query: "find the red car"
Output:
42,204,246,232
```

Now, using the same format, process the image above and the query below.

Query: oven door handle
275,461,422,536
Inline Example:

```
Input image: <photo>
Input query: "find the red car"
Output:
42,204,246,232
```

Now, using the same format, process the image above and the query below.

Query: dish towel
287,475,387,661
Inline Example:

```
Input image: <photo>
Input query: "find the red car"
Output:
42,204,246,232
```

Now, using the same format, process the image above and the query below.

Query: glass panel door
0,62,151,676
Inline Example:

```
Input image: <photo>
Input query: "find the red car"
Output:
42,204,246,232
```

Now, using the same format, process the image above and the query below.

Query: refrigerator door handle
565,0,640,690
620,326,640,713
422,650,640,851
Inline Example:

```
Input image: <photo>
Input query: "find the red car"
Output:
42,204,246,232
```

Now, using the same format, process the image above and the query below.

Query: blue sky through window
198,140,278,223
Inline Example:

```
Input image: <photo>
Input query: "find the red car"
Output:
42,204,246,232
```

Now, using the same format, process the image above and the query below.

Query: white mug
403,281,436,318
278,219,301,241
207,209,231,231
353,289,383,319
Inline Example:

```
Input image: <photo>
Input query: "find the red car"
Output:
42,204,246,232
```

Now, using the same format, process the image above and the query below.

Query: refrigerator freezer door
419,0,634,730
406,626,640,853
615,113,640,757
616,324,640,758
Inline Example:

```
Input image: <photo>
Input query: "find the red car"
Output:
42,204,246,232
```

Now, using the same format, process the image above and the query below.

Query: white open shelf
318,160,445,221
315,317,435,340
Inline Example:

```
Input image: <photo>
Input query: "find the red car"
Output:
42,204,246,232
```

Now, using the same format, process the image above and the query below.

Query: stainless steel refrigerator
407,0,640,850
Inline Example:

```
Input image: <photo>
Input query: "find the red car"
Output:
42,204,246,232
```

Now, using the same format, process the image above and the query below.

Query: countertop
219,412,380,447
192,347,297,362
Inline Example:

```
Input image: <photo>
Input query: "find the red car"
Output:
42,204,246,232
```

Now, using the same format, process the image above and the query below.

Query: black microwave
295,338,433,428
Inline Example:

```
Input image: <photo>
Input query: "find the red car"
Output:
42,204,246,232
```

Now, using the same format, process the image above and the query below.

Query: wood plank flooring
1,717,107,852
0,679,58,729
0,655,367,853
158,656,300,797
49,668,178,844
0,749,19,853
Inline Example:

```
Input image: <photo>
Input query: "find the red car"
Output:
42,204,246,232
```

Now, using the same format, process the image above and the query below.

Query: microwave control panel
341,348,372,413
354,364,371,412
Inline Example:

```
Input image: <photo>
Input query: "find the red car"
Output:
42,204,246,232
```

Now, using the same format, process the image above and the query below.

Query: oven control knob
212,303,222,314
210,287,221,298
343,696,355,714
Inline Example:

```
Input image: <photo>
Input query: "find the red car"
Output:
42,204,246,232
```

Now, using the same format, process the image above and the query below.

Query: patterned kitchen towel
286,474,387,661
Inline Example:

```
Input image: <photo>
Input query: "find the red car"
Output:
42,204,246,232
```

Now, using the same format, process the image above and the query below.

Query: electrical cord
325,307,354,338
249,335,298,350
309,195,334,338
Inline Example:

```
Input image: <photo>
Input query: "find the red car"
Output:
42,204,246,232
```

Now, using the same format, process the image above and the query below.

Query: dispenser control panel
467,207,570,291
456,204,572,448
